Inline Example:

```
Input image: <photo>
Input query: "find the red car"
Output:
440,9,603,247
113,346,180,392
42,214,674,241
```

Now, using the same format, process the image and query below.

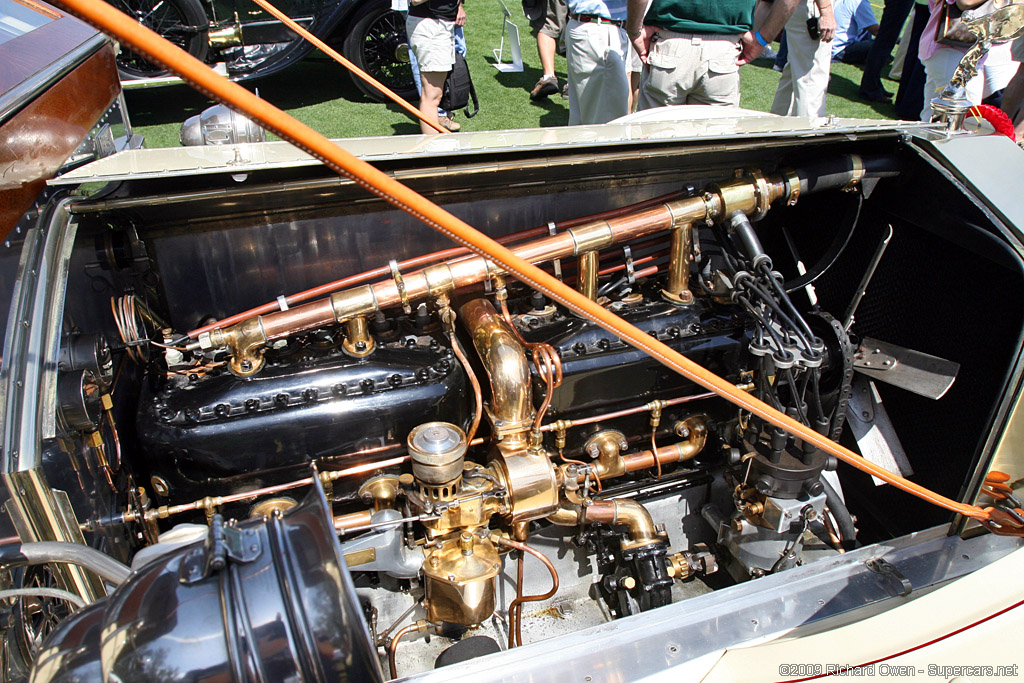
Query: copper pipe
214,198,698,349
189,192,684,338
513,554,525,647
622,440,705,473
250,0,446,134
539,391,718,432
67,0,1008,530
585,499,661,548
261,298,336,339
450,333,483,444
492,536,559,648
333,509,373,531
650,430,662,480
141,454,409,522
388,623,420,679
496,297,562,431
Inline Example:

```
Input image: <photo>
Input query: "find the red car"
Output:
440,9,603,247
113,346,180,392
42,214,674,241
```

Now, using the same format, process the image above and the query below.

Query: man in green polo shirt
626,0,799,108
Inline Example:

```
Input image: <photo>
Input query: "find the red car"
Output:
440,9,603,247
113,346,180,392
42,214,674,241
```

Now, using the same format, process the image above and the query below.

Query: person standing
770,0,835,117
406,0,465,134
565,0,631,123
859,0,913,101
528,0,570,99
625,0,800,109
893,0,931,119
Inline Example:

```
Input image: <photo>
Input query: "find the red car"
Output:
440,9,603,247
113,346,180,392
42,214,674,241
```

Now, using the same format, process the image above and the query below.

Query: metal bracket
180,515,262,584
389,259,412,314
548,222,563,281
623,245,635,285
865,557,912,597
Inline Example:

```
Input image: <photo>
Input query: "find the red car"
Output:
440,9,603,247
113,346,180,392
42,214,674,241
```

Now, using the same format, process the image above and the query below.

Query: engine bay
7,129,1024,680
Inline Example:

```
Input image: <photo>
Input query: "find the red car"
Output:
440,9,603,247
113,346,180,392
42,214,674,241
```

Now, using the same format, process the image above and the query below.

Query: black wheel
110,0,209,79
339,0,417,103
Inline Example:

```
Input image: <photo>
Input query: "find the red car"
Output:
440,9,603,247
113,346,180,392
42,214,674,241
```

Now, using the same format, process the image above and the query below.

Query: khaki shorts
530,0,567,40
406,15,455,73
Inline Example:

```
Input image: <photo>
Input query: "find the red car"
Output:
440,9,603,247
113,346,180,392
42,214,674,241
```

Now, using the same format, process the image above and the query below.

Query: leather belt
569,13,625,27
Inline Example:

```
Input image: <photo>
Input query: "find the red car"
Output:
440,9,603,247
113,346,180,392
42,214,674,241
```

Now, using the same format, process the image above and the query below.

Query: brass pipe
333,509,373,531
663,225,694,304
342,315,374,357
209,195,706,374
577,251,598,300
459,299,535,443
584,499,663,549
545,502,582,526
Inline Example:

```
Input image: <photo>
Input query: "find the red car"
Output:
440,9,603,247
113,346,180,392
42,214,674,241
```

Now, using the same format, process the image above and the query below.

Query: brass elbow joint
585,499,665,550
584,430,628,480
209,317,268,376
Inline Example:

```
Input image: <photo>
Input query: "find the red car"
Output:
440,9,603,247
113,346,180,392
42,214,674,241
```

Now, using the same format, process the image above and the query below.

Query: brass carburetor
406,422,507,626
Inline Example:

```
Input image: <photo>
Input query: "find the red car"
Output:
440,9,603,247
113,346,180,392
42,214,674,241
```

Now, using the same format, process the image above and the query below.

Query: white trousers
771,0,832,117
920,46,985,121
566,18,631,125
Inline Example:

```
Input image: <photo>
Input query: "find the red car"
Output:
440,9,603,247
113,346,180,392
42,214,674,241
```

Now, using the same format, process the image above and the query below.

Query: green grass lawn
127,4,899,148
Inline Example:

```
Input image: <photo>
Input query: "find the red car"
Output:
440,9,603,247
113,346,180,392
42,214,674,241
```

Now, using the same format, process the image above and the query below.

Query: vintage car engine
18,135,1023,682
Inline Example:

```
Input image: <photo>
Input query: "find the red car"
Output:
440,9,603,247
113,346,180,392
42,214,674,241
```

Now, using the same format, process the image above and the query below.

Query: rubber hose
0,587,87,609
820,477,858,552
0,542,131,586
795,155,901,196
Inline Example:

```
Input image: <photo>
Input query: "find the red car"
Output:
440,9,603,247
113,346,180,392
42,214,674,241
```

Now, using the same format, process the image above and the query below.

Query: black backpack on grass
440,53,479,118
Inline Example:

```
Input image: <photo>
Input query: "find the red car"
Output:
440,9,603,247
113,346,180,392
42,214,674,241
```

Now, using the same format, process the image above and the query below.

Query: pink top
919,0,964,63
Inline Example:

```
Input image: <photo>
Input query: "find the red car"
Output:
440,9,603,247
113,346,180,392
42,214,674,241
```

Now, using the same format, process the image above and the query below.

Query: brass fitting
584,430,628,480
666,552,692,580
358,474,400,512
329,284,379,324
546,502,583,527
648,400,666,430
342,315,375,357
584,499,665,550
577,251,599,301
210,317,268,376
662,225,694,305
552,419,572,450
460,298,535,445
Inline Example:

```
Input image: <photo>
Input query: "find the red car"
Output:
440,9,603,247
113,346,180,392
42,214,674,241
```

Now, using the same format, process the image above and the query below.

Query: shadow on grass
828,71,897,117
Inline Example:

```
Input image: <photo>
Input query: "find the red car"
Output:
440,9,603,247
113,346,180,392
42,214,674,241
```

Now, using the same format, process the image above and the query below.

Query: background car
109,0,416,101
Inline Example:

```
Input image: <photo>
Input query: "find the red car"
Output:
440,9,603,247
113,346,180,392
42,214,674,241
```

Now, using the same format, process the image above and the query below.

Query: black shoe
858,88,892,103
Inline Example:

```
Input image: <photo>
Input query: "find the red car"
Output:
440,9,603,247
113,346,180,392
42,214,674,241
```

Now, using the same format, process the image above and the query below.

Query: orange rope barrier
51,0,1023,535
248,0,447,134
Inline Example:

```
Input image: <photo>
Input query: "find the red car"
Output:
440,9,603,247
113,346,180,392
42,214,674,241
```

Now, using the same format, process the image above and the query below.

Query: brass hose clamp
389,259,412,314
783,169,801,206
749,170,771,221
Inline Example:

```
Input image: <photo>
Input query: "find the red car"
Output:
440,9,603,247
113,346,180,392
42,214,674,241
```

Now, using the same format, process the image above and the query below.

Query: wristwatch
627,27,643,39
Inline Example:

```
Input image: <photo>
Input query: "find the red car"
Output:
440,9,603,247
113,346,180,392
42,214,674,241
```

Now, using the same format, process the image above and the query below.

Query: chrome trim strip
0,197,78,472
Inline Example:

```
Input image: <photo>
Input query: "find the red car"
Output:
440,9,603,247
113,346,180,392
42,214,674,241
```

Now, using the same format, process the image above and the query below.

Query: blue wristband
754,30,769,47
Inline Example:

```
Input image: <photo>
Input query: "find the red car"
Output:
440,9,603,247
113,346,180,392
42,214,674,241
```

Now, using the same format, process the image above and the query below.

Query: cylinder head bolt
408,422,468,501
